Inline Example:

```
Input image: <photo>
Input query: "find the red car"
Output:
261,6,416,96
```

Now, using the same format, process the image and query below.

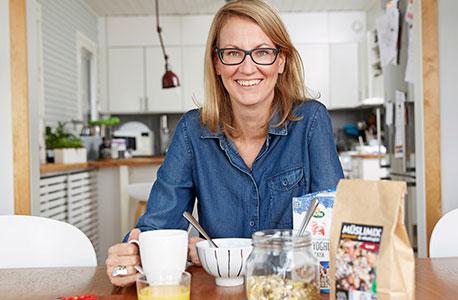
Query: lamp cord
155,0,169,70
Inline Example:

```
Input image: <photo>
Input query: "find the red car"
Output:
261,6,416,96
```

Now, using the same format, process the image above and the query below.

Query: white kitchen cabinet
107,16,181,47
181,46,205,112
108,47,183,113
181,16,213,45
328,12,366,43
329,43,360,109
282,13,329,44
108,48,145,113
102,13,369,113
145,47,183,113
297,44,330,108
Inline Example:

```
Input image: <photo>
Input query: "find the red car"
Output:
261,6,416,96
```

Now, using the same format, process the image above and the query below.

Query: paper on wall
394,91,406,158
385,100,394,126
405,0,414,24
405,0,415,83
405,28,415,84
376,6,400,67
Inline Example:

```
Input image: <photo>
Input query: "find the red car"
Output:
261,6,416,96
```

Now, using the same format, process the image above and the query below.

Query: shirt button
249,221,255,227
282,178,288,186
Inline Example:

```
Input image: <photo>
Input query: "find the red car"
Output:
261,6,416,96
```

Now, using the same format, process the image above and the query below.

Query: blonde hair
201,0,309,134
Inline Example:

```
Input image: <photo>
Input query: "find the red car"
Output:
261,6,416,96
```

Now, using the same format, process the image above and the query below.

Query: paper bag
329,179,414,300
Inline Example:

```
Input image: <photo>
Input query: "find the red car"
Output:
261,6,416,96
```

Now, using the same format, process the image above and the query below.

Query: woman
106,0,343,286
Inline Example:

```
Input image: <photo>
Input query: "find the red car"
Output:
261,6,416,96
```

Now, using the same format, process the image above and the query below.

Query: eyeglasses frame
215,47,281,66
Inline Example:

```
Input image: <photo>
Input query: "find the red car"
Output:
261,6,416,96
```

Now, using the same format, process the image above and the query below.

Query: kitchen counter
350,153,386,159
40,156,165,174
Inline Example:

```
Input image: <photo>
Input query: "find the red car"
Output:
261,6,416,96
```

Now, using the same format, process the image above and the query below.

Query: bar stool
126,182,153,226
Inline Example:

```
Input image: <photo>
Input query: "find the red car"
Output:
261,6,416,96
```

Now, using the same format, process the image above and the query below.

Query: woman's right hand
106,228,141,287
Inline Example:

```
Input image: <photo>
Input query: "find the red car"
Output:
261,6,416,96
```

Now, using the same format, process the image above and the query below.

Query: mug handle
128,239,145,275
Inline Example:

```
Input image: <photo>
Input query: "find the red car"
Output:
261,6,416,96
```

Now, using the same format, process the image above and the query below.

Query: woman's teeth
236,79,261,87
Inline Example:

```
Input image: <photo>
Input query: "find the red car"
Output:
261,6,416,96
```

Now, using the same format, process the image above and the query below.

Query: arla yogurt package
293,189,336,293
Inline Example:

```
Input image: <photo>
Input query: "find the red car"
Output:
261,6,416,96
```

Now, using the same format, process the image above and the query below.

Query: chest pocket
268,167,306,228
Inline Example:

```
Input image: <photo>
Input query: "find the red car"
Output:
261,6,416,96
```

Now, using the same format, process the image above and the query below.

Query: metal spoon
183,211,218,248
297,197,320,236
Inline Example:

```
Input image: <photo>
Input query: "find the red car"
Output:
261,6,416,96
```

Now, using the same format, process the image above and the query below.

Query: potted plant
88,116,120,137
45,122,87,164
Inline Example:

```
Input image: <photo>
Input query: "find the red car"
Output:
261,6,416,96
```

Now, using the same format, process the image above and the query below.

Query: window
76,32,98,123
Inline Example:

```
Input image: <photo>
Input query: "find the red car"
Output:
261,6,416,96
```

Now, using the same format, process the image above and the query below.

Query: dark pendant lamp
155,0,180,88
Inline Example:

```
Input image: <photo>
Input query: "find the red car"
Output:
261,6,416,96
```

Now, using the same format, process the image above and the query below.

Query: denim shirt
136,100,343,239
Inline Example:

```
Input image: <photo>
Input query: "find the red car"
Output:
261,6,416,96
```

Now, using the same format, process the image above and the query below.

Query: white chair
126,182,199,237
0,215,97,268
127,182,153,225
429,208,458,258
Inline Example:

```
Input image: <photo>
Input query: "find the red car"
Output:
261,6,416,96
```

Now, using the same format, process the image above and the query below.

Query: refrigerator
378,101,416,250
376,0,418,250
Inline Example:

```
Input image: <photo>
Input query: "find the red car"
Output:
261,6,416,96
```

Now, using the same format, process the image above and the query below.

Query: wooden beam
421,0,441,255
10,0,31,215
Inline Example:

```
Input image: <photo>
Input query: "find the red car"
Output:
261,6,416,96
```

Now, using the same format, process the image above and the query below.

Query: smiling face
214,16,285,112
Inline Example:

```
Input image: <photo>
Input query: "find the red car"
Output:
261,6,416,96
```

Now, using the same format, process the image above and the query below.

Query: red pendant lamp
155,0,180,88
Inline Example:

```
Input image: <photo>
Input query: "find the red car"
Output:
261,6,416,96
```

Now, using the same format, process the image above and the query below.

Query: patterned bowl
196,238,253,286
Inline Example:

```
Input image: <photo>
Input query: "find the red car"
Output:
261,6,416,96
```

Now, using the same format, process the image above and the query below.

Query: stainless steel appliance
378,101,416,250
376,0,417,250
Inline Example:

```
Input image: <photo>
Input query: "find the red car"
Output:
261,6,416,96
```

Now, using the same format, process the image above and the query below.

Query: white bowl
196,238,252,286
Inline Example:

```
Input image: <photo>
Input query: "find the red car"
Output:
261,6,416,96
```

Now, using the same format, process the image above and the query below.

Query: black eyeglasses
215,47,280,65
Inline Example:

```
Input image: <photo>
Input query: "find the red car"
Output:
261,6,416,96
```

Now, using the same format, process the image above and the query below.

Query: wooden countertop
40,156,165,174
350,153,386,159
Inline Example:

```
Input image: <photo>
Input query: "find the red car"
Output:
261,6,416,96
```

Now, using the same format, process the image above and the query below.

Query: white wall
411,0,427,258
0,0,15,214
38,0,98,125
439,0,458,214
366,0,383,31
27,0,42,215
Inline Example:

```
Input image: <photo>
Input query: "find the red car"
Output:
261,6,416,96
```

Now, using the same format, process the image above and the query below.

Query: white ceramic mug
129,229,188,280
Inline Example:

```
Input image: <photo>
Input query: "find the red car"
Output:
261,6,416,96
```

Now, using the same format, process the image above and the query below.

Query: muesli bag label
293,189,335,293
336,223,383,300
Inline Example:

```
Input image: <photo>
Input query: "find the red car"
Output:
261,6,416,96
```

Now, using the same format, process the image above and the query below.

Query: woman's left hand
188,236,204,266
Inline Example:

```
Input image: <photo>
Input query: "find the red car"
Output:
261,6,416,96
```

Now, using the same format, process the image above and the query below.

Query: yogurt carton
293,189,336,293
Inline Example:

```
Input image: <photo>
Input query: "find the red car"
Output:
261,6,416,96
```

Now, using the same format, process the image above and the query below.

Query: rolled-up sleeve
307,104,344,192
136,115,196,233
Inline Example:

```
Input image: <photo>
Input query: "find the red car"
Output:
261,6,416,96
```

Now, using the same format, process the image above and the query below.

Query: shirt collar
267,109,288,136
200,109,288,139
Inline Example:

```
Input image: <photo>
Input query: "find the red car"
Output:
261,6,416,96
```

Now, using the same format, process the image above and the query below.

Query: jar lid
251,229,312,249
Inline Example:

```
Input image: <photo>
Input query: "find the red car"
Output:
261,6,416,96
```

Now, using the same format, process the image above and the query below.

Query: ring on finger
111,265,128,277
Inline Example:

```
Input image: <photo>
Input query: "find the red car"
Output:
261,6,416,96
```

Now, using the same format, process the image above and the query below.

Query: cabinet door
107,16,181,47
282,13,328,44
145,47,183,113
108,48,144,113
182,46,205,112
297,44,330,108
329,43,359,109
181,16,213,45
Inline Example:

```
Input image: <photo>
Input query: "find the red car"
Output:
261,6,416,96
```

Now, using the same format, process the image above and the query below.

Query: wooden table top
0,258,457,300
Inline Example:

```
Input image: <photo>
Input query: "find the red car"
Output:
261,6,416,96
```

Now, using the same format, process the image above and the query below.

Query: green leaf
88,117,120,126
45,123,83,149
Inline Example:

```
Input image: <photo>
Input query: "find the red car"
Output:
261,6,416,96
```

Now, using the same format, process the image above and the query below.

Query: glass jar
245,229,319,300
